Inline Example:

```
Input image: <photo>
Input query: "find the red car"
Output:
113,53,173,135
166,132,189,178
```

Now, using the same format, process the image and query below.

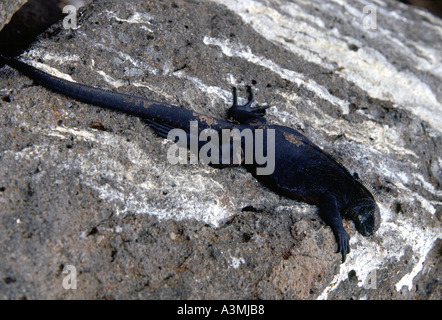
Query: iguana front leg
320,194,350,262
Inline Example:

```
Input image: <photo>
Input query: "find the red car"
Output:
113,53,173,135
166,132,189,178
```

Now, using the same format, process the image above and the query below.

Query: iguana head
346,198,381,236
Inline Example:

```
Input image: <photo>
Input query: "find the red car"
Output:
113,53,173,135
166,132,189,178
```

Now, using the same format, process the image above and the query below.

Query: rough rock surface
0,0,440,299
0,0,28,32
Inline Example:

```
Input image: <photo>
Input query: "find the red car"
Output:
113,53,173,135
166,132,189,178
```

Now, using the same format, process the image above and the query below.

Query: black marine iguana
0,55,380,262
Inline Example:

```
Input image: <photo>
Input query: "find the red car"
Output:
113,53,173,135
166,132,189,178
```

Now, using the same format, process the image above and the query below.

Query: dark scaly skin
1,56,381,262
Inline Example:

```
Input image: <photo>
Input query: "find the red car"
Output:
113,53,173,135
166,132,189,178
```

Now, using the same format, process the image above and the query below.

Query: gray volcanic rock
0,0,28,31
0,0,440,299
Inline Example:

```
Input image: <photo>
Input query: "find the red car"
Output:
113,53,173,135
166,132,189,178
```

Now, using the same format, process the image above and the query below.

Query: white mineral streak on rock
46,126,233,228
202,36,350,115
174,70,233,104
19,50,79,82
213,0,442,132
5,121,234,229
105,10,152,24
